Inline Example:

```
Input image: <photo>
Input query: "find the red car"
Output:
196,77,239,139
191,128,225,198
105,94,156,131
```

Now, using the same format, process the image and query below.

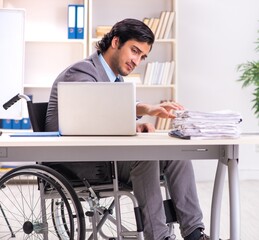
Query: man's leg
161,160,205,238
118,161,170,240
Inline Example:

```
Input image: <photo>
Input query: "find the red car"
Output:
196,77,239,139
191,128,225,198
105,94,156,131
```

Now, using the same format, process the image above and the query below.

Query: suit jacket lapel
91,52,110,82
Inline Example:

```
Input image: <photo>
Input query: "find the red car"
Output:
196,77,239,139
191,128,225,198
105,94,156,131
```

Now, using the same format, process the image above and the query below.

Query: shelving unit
1,0,87,101
1,0,177,128
86,0,177,127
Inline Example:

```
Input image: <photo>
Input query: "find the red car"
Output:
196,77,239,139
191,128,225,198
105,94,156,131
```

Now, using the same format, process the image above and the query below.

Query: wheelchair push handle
3,94,31,110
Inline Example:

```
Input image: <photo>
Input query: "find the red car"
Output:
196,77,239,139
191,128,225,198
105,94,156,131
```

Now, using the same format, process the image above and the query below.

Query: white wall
0,9,24,119
177,0,259,181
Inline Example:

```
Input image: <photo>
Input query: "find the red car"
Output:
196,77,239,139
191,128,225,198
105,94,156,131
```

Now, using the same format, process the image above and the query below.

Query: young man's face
110,37,151,76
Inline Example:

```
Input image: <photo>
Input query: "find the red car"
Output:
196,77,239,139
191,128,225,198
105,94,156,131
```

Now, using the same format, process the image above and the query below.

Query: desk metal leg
211,145,240,240
113,161,122,240
210,160,227,240
228,156,240,240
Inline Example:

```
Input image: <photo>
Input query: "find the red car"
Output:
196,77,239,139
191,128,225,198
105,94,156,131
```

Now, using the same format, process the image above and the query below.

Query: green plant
237,31,259,117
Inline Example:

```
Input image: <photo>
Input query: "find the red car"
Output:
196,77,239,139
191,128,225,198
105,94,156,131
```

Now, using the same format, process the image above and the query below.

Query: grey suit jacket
45,51,123,131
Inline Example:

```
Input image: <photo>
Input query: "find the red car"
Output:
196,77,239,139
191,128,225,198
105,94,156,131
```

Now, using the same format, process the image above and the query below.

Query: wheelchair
0,94,177,240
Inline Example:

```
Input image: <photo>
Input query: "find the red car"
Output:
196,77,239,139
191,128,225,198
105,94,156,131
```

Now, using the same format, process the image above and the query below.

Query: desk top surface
1,132,259,147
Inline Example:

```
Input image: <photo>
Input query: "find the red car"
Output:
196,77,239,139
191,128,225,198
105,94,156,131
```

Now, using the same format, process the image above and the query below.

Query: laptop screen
58,82,136,136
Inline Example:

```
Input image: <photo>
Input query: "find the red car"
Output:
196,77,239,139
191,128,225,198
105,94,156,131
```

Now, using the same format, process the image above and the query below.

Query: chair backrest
27,101,48,132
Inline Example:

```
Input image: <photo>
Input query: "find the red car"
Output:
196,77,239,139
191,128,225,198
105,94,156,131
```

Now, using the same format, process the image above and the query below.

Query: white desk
0,132,258,240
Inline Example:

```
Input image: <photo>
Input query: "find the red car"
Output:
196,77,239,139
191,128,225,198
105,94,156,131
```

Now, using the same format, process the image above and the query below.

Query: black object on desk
168,130,190,139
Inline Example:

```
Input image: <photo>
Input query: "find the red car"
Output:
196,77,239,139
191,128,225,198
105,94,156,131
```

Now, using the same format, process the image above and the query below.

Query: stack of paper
170,110,242,139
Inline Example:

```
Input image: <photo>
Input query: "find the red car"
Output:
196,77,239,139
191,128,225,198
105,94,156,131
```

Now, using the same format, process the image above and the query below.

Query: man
45,18,210,240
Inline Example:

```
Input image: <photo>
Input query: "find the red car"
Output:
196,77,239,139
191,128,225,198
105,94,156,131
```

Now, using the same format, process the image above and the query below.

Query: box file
68,5,76,39
76,5,84,39
67,4,85,39
0,118,31,129
21,118,31,129
12,119,21,129
0,119,12,129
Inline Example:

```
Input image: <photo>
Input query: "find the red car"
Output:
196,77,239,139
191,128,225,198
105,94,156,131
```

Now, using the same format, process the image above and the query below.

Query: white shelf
24,84,52,89
25,39,85,44
23,84,175,89
137,85,175,88
90,38,176,44
156,39,176,44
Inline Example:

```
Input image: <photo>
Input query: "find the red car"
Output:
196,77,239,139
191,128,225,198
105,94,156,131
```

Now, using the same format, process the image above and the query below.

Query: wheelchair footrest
163,199,178,223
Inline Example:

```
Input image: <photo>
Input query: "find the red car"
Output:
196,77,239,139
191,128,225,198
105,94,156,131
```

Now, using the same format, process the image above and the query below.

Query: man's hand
136,123,155,132
136,101,184,118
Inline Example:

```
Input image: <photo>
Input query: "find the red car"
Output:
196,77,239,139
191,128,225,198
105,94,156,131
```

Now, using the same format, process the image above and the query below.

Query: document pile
170,110,242,139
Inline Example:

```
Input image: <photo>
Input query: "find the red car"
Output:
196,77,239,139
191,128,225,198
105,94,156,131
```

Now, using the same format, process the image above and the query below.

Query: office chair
1,94,178,240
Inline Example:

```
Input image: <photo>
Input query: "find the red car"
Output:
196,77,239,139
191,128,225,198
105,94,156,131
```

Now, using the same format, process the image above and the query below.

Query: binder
21,118,31,129
10,131,60,137
12,119,21,129
0,119,12,129
68,5,76,39
76,5,84,39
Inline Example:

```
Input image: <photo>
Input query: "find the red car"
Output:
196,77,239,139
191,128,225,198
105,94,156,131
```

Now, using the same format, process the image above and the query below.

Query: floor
0,173,258,239
173,180,259,240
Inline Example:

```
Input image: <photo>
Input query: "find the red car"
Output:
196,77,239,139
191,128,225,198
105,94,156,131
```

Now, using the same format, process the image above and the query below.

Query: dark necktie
115,77,120,82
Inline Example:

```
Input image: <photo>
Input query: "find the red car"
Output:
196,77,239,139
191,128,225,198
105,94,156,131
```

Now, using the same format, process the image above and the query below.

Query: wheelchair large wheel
0,165,85,240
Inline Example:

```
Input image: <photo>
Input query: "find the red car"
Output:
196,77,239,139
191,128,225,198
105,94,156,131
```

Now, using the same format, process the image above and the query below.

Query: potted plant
237,32,259,117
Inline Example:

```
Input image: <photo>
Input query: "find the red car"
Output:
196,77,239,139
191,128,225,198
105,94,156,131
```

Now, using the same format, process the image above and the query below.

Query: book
147,18,154,30
165,100,174,130
143,17,150,26
156,62,166,85
155,100,177,130
161,61,171,85
155,116,162,130
155,100,167,130
163,12,175,39
96,26,112,38
159,117,167,130
143,62,152,85
158,11,170,39
150,62,159,85
166,61,175,85
164,118,172,130
144,62,174,86
123,74,142,84
155,11,166,39
150,18,160,34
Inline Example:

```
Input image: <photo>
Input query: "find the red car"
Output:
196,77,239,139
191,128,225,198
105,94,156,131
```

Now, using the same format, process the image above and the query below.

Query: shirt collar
98,53,119,82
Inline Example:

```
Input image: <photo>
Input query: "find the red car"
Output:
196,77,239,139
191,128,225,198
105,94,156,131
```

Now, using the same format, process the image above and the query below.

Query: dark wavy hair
96,18,155,53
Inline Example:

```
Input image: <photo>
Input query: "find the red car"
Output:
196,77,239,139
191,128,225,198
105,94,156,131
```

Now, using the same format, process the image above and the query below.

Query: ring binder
76,5,84,39
68,5,76,39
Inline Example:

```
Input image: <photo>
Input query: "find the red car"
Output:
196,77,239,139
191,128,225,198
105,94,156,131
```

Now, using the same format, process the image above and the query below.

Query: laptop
58,82,136,136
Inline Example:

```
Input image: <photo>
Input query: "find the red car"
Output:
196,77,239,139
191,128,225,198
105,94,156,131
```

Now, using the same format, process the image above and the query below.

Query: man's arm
136,101,184,118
